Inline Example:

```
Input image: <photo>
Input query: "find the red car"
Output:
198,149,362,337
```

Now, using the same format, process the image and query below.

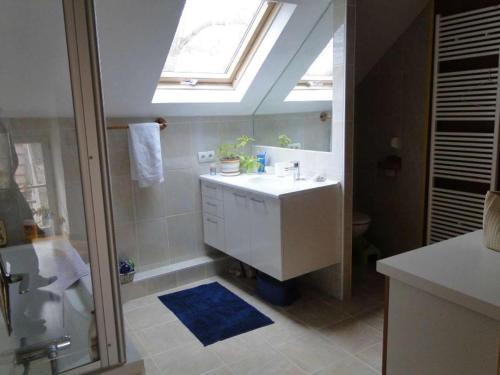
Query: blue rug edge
157,281,274,346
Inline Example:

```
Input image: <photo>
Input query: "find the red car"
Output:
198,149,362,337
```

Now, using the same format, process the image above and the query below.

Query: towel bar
106,117,167,131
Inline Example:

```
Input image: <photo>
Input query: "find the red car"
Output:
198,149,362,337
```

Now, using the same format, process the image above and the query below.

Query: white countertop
200,173,338,198
377,230,500,321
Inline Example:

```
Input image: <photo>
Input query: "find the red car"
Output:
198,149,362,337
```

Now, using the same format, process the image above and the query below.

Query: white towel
128,123,164,188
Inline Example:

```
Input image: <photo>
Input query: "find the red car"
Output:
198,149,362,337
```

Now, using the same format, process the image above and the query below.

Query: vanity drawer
203,197,224,218
201,181,223,201
203,214,225,251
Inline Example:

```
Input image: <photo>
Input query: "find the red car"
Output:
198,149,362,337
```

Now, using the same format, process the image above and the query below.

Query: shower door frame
59,0,125,373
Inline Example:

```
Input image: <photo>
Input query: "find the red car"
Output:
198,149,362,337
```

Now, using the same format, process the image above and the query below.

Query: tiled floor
124,270,385,375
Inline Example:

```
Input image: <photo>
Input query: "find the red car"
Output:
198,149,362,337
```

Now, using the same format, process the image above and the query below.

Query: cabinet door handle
233,192,246,199
206,218,218,224
205,185,217,190
250,197,265,204
205,202,217,207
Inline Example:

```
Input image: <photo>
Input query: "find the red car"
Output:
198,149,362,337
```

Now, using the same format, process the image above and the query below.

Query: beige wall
107,116,253,271
354,4,433,256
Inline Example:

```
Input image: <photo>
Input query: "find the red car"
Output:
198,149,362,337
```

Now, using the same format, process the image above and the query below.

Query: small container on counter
256,152,266,173
209,163,217,175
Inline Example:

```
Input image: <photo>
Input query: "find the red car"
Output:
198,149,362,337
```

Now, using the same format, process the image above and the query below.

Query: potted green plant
119,259,136,284
217,135,256,176
239,155,260,174
217,143,241,176
278,134,292,148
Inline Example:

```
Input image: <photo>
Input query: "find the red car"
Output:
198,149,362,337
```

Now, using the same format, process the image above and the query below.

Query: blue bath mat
158,282,273,346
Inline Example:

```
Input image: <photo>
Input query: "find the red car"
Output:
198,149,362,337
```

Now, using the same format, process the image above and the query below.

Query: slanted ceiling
0,0,331,118
0,0,430,118
0,1,73,118
355,0,430,84
95,0,332,117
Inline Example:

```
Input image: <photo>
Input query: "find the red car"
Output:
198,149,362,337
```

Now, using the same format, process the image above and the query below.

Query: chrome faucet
16,336,71,375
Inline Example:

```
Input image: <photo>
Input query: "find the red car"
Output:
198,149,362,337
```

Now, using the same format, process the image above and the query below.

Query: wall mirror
252,1,334,152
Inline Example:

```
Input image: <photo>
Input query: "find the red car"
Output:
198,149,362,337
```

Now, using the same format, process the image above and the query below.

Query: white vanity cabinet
223,188,252,265
200,175,340,281
223,188,282,278
201,182,225,252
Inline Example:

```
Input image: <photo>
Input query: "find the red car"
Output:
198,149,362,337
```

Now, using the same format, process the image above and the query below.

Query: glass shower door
0,1,111,373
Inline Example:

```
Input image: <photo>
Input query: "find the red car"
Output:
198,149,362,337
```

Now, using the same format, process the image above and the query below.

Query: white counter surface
377,230,500,321
200,173,338,198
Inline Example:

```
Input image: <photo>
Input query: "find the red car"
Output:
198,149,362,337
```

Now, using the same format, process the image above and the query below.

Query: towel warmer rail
427,5,500,244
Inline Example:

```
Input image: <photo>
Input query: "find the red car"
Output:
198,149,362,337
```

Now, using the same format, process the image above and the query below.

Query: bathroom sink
200,173,338,198
247,175,297,187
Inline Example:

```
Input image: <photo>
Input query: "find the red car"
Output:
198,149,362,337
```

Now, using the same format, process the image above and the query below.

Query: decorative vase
220,158,240,176
483,190,500,252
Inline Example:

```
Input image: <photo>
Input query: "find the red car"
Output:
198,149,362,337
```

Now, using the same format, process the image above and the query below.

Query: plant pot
120,270,136,284
483,190,500,252
220,158,240,176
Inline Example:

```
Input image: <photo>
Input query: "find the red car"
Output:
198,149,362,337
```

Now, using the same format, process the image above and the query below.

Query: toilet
352,212,371,238
352,212,381,264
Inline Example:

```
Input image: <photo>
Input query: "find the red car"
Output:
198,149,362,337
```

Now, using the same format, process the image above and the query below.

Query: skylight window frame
296,38,333,90
159,1,280,87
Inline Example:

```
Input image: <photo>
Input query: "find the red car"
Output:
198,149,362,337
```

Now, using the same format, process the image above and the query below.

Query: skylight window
285,38,333,102
299,39,333,86
161,0,279,86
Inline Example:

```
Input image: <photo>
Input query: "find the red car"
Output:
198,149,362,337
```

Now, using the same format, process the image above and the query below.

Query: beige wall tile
165,169,196,216
136,219,169,267
133,182,166,221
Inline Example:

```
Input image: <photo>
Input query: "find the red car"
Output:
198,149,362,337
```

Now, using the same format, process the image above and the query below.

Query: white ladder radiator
427,5,500,244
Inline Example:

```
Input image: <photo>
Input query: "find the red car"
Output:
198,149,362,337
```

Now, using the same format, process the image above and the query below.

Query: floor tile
320,319,382,354
275,333,350,373
284,297,350,328
144,358,161,375
201,366,234,375
313,356,379,375
355,342,382,373
322,294,382,317
124,275,384,375
129,332,149,358
255,314,314,348
136,320,199,355
229,350,305,375
123,295,157,313
152,343,222,375
125,301,177,331
357,308,384,332
211,330,270,365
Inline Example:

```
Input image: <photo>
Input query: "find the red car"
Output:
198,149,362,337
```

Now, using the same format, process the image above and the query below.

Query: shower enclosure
0,0,123,374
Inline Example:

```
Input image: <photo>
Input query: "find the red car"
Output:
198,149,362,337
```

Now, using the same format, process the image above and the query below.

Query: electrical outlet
198,150,215,163
289,143,301,149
